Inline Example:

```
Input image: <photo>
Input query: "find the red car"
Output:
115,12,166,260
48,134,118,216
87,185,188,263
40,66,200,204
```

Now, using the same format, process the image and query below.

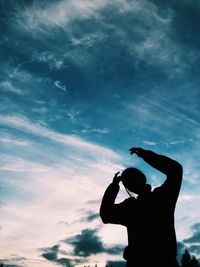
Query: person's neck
137,184,151,198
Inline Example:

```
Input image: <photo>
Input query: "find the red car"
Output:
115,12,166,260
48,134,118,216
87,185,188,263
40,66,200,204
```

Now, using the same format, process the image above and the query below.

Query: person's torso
123,189,177,262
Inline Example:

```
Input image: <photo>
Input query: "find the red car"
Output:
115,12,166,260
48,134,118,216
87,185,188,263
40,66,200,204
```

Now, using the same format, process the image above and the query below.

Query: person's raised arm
100,172,122,224
129,147,183,202
129,147,182,177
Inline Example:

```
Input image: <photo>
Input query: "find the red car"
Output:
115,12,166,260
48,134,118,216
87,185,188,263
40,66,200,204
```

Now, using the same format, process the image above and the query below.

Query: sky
0,0,200,266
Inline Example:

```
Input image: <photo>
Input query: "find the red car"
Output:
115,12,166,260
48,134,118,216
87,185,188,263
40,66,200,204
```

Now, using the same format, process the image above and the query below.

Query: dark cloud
85,199,100,205
42,251,57,261
66,229,104,257
85,211,99,222
181,223,200,259
41,244,75,267
177,241,186,252
106,261,126,267
177,242,186,262
183,233,200,244
183,223,200,244
0,255,27,267
57,258,74,267
65,228,124,257
0,258,23,267
0,264,23,267
41,244,59,261
75,210,99,223
189,245,200,255
191,223,200,232
106,246,124,255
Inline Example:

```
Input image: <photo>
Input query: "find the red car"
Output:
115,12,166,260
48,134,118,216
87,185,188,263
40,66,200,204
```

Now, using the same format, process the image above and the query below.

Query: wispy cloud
33,52,65,70
122,86,200,143
0,81,24,95
81,127,110,134
142,140,157,146
54,80,67,92
0,134,32,147
9,0,195,75
16,0,108,30
0,114,120,159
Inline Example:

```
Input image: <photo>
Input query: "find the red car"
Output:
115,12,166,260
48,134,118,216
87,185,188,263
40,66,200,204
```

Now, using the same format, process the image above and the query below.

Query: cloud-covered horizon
40,227,124,266
1,0,200,266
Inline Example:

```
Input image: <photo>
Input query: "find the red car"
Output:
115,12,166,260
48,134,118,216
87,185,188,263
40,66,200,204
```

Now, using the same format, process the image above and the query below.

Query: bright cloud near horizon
0,0,200,266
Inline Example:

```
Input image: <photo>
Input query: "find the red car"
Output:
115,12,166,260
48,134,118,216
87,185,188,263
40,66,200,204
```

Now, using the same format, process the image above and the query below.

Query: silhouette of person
100,147,183,267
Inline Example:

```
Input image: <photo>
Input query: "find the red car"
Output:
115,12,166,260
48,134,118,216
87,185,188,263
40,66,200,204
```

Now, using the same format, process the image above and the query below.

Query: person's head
121,167,147,195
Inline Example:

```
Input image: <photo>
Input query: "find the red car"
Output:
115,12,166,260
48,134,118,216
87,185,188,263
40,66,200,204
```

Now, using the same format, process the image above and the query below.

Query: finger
129,147,136,154
115,171,120,177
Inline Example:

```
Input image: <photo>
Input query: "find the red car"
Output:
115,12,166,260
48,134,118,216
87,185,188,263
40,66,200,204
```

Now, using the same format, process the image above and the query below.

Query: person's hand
129,147,144,156
112,171,121,184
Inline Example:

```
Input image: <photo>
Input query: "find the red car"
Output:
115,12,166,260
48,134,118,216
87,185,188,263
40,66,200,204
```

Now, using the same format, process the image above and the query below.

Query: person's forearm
138,149,182,175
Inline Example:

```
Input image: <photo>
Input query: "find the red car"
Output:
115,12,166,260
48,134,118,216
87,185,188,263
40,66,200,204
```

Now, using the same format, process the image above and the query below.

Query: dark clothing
100,150,183,267
126,258,180,267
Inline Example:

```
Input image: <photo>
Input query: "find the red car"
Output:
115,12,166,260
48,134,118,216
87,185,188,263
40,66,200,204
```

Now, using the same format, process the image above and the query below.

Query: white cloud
32,107,48,114
0,134,32,147
0,115,120,160
33,52,65,70
67,108,81,124
54,80,67,91
11,0,193,74
0,114,124,263
178,194,196,202
176,193,200,241
71,33,106,48
142,140,157,146
17,0,108,30
81,127,110,134
0,81,24,95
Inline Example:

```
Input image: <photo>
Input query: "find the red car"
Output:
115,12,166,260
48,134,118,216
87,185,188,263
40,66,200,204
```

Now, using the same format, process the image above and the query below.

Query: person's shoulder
152,186,163,194
152,184,171,199
123,197,136,205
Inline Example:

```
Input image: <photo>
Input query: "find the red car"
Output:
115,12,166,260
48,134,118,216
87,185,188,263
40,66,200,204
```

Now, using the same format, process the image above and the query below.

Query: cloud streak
0,114,121,161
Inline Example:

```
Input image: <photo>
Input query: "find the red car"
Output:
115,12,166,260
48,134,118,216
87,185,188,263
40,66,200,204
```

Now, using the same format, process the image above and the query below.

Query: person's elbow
99,209,110,224
176,161,183,173
173,161,183,178
101,216,109,224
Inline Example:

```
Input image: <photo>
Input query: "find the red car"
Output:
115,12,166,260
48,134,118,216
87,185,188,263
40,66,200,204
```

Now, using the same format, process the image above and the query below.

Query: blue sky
0,0,200,266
